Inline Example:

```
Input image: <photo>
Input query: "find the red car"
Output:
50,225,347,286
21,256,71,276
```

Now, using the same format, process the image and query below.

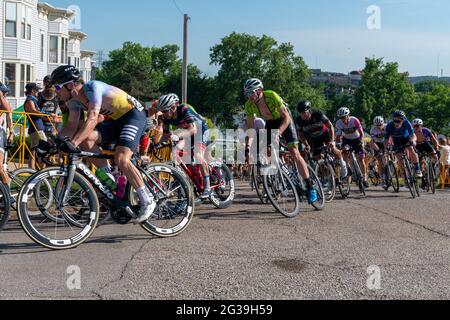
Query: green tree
355,58,416,127
97,42,181,101
209,32,326,127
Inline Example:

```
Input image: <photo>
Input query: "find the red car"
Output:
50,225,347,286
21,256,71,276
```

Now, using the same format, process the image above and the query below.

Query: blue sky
51,0,450,76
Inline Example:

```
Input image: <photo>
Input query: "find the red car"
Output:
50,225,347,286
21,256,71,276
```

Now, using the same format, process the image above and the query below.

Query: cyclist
50,65,156,224
385,110,422,178
370,116,387,186
412,119,439,189
243,78,318,204
156,93,212,198
0,82,15,200
412,119,439,162
296,100,348,178
335,107,369,188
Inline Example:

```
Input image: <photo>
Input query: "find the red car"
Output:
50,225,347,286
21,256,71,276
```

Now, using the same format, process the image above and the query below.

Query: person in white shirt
436,135,450,179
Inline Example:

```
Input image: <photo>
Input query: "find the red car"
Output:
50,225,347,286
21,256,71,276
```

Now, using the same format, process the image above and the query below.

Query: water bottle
96,168,117,191
116,176,128,199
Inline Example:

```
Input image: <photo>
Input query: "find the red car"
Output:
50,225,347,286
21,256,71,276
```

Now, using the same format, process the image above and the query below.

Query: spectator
436,135,450,178
38,75,59,136
24,83,46,170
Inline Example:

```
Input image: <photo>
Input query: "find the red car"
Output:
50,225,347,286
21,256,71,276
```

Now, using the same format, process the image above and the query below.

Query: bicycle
17,136,195,250
260,143,325,218
418,150,437,194
151,140,235,210
341,144,366,196
394,143,420,199
314,146,350,201
383,149,400,193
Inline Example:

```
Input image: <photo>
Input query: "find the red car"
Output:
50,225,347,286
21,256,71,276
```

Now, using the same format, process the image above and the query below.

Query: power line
172,0,184,15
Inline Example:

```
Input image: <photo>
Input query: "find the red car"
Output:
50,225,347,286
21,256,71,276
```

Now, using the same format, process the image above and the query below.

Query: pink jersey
336,117,362,140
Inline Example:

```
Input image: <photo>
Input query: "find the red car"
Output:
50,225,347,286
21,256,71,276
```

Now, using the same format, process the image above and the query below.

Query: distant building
310,69,363,87
0,1,93,108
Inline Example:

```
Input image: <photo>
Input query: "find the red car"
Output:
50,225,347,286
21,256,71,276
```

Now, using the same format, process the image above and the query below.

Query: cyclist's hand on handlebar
59,137,81,154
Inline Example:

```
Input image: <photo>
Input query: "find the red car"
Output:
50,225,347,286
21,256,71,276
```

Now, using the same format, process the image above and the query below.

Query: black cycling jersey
296,110,329,139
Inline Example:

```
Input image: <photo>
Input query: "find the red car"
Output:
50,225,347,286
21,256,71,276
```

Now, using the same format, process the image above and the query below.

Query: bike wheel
0,183,11,231
10,168,54,216
131,163,195,238
353,157,366,196
17,169,100,250
209,161,235,209
335,166,350,199
403,161,416,199
263,168,300,218
315,161,335,203
252,165,269,204
388,161,400,193
308,165,326,210
429,161,436,194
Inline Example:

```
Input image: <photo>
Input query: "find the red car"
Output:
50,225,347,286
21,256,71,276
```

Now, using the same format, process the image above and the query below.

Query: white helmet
157,94,179,112
244,78,264,93
374,116,385,126
412,119,424,127
337,107,351,118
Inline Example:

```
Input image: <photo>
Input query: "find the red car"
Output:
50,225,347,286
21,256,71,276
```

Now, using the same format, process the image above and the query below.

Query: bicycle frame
58,151,168,219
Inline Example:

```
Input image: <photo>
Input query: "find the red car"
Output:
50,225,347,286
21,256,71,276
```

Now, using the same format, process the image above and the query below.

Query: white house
0,0,93,108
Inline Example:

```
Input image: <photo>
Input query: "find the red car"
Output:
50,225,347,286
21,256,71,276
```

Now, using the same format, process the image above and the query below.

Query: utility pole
182,14,189,103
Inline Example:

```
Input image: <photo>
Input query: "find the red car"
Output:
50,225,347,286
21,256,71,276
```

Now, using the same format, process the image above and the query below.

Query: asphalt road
1,181,450,300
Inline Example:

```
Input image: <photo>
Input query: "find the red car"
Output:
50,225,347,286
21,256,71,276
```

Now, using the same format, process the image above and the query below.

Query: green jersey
244,90,286,121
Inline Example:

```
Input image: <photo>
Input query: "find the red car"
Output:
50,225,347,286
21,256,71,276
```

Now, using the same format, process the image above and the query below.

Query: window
26,7,32,40
5,64,16,97
5,2,17,38
20,64,32,97
68,57,71,65
49,36,58,63
61,38,68,64
21,6,26,39
40,33,45,62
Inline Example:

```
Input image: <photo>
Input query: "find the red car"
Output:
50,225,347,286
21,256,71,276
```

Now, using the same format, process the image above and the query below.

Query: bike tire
429,162,436,194
315,161,336,203
252,165,269,204
0,183,11,231
137,163,195,238
208,162,235,210
17,169,100,250
263,169,300,218
404,161,416,199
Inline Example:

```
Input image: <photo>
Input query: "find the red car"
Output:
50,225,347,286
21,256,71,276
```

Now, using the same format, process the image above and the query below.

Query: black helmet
393,110,406,120
297,101,312,113
43,75,52,84
51,65,81,85
0,82,10,94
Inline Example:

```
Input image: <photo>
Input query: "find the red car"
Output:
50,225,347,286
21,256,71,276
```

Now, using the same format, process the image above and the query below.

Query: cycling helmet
51,65,81,85
244,78,264,93
297,101,312,113
337,107,351,118
412,119,424,127
373,116,385,126
0,82,10,94
437,134,447,142
393,110,406,120
157,94,179,112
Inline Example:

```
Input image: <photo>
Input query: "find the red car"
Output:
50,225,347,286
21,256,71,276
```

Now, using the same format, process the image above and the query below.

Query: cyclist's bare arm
278,107,291,135
0,92,13,134
60,108,82,139
325,120,336,143
246,117,255,147
72,108,100,147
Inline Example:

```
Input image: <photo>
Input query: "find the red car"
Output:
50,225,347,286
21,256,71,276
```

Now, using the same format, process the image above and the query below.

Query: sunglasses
245,90,257,98
394,120,403,124
55,81,74,91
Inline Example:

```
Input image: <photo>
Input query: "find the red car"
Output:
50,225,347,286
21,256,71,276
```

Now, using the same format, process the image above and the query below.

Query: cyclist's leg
115,109,155,223
407,145,421,176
